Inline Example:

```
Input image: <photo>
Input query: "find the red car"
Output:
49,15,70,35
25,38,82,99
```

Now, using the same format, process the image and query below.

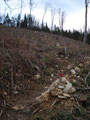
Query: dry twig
84,71,90,88
7,52,14,95
51,99,59,108
76,88,90,91
0,100,6,117
32,107,42,115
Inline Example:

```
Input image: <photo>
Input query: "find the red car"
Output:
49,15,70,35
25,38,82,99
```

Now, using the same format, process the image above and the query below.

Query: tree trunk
82,0,88,47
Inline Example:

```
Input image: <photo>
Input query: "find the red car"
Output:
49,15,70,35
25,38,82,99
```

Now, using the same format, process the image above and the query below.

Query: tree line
0,13,90,44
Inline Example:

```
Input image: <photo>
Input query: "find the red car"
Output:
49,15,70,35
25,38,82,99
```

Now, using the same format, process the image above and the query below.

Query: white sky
0,0,90,31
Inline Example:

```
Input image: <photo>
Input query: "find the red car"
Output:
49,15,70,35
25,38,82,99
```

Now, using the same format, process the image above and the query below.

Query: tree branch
84,71,90,88
4,0,13,10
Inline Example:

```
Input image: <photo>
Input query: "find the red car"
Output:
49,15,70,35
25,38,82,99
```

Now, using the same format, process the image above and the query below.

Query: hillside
0,25,90,120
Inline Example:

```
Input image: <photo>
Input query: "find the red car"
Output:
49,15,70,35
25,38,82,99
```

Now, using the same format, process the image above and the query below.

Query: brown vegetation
0,25,90,120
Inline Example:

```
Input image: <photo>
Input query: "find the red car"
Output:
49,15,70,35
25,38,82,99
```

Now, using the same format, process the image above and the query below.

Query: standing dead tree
58,9,67,57
20,0,23,28
41,4,48,29
29,0,35,28
51,8,55,35
58,8,61,30
61,11,66,31
4,0,23,28
18,0,23,28
82,0,89,47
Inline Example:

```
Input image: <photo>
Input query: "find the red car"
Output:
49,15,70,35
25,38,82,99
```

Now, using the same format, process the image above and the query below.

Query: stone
44,86,48,89
35,66,40,72
61,77,67,83
75,67,80,72
77,76,80,78
79,63,83,67
74,75,76,77
14,91,18,94
35,78,76,103
63,82,72,93
67,65,71,69
58,95,66,99
12,106,19,111
71,69,76,75
61,55,64,58
63,93,70,98
50,78,53,81
51,74,54,77
58,85,64,89
49,79,59,91
12,106,24,111
86,61,89,65
56,65,59,68
35,74,41,79
68,87,76,93
56,43,60,47
65,74,69,80
3,91,7,96
65,57,68,59
72,79,77,83
61,70,64,72
79,95,88,102
50,88,62,97
36,90,50,102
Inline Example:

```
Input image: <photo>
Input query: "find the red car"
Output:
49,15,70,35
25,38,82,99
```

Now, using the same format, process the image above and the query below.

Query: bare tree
58,8,61,30
18,0,23,28
61,11,66,31
41,4,48,29
29,0,34,28
51,8,55,35
29,0,34,16
82,0,88,47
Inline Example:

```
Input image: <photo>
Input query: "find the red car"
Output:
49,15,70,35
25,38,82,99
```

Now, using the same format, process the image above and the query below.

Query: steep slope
0,25,90,120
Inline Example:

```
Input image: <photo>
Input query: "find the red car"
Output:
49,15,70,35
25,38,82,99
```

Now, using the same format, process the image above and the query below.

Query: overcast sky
0,0,90,31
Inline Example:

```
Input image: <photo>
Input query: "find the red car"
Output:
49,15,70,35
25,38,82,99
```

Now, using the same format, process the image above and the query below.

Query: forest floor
0,25,90,120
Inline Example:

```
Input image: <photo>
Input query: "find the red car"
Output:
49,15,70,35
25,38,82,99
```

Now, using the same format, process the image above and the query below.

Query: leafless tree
42,4,48,28
29,0,35,28
58,8,61,30
29,0,34,16
51,8,55,35
61,11,66,31
18,0,23,28
82,0,88,47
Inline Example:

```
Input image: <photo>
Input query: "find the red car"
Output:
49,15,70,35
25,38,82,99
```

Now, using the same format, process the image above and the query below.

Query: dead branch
51,99,59,108
1,39,5,49
32,107,42,115
7,52,13,64
64,42,67,57
7,52,14,95
76,87,90,91
74,97,80,107
0,100,6,117
4,0,13,10
84,71,90,88
0,74,4,80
